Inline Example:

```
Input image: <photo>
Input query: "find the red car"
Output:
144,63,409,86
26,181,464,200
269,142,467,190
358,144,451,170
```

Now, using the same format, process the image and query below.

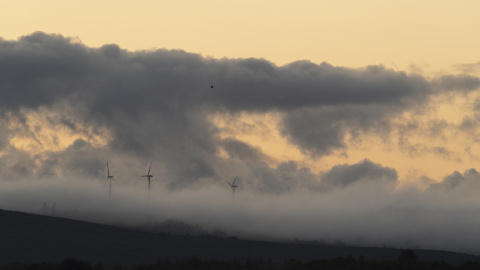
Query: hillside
0,209,477,267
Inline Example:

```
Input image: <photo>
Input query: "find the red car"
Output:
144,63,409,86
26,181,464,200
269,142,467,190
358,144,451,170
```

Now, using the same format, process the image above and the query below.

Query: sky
1,0,480,254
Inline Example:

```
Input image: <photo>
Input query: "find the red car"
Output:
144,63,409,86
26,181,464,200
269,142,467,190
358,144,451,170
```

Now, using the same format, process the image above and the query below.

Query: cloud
0,32,478,185
0,32,437,183
280,104,395,156
205,61,432,110
222,138,272,163
0,32,91,112
433,74,480,92
321,159,397,190
454,61,480,74
427,169,479,192
3,32,480,253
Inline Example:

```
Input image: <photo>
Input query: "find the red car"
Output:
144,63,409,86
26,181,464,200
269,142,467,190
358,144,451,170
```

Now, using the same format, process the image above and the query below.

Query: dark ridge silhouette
0,208,477,267
132,219,211,236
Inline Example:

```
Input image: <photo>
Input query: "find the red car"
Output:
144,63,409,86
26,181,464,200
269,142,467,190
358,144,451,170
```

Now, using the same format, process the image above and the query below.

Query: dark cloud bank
1,32,480,254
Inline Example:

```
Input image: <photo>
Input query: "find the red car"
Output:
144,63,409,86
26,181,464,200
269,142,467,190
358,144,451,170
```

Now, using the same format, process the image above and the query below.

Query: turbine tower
141,162,154,190
105,161,115,199
227,176,238,195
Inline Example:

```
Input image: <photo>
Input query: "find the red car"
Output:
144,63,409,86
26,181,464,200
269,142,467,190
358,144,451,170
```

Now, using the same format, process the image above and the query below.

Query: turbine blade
148,162,152,175
233,177,237,185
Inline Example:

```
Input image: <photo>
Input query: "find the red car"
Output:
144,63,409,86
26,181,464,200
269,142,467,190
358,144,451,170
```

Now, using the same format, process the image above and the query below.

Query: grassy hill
0,209,477,267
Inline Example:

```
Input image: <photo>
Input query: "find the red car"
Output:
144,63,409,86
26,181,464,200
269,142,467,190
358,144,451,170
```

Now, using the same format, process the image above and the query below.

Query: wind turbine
227,177,238,195
141,162,154,190
104,161,115,199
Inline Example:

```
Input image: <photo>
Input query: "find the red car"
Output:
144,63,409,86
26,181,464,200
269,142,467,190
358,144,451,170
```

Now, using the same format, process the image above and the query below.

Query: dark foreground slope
0,209,477,267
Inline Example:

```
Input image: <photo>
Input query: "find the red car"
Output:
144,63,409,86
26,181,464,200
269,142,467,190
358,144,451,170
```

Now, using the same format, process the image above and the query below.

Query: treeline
2,250,480,270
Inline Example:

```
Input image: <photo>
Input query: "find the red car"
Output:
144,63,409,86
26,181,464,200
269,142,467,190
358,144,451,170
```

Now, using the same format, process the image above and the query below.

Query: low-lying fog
1,172,480,255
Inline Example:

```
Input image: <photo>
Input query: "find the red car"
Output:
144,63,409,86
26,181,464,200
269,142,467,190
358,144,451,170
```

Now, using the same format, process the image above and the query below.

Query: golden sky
2,1,480,185
2,1,480,71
